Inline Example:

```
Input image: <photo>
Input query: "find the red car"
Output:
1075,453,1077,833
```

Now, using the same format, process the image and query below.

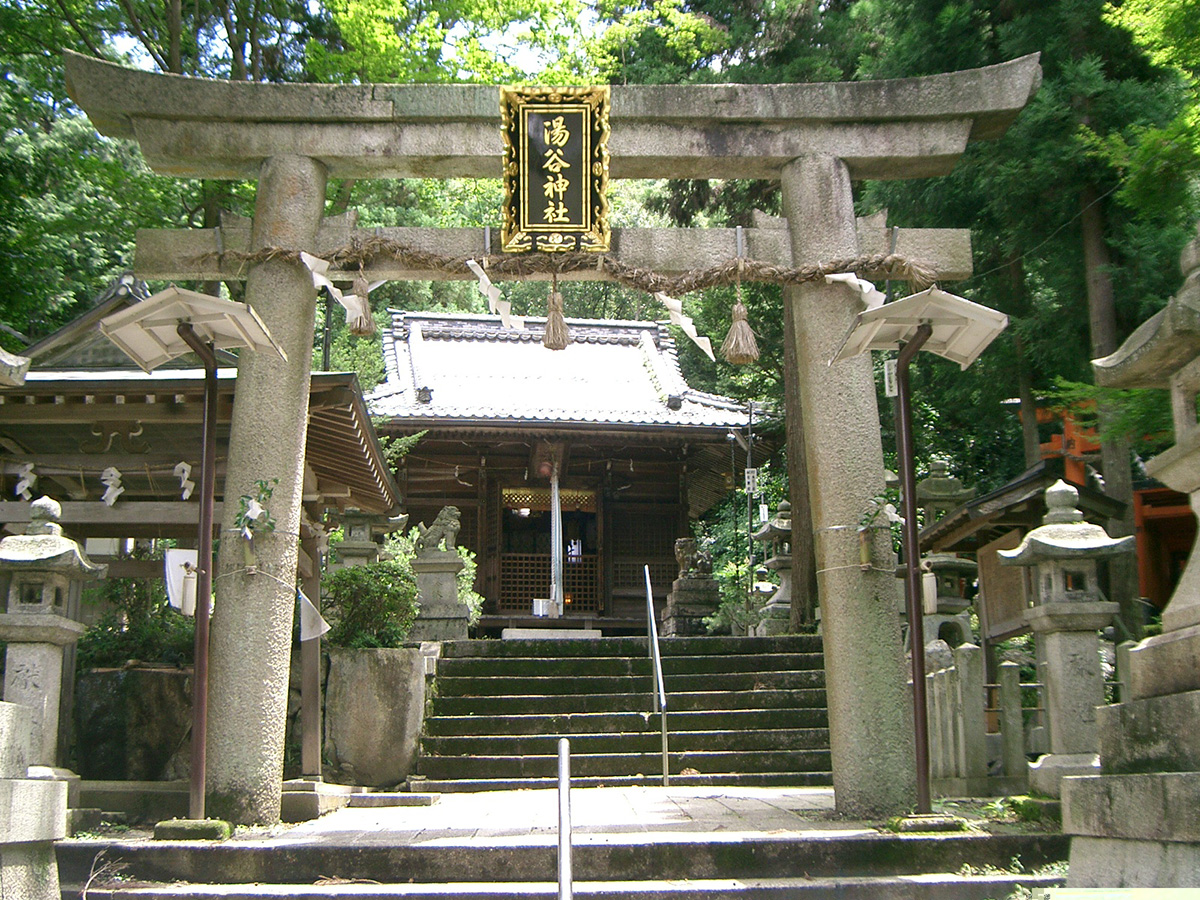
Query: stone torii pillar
205,156,327,823
64,50,1040,822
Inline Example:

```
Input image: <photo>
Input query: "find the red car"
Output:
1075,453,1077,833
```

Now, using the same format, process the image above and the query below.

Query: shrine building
369,310,757,633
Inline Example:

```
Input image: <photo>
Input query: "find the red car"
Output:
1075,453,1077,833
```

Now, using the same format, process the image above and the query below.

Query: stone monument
408,506,469,642
662,538,719,637
999,480,1130,797
1063,220,1200,885
0,702,66,900
751,502,794,636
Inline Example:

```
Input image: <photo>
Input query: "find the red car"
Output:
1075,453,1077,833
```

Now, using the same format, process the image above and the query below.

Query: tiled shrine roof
371,311,750,432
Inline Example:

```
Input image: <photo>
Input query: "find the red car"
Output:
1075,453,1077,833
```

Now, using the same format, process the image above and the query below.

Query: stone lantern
999,479,1131,796
333,507,409,569
0,496,106,768
915,461,975,530
751,501,793,636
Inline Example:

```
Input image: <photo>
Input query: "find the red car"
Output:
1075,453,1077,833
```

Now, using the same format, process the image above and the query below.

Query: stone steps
421,726,830,755
64,873,1068,899
415,635,830,789
58,831,1069,899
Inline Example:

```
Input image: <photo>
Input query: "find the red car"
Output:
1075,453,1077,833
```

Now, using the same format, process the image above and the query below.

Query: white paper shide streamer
654,292,715,362
174,461,196,500
466,259,525,331
298,589,331,641
301,251,384,335
14,463,35,500
825,273,886,310
100,467,124,506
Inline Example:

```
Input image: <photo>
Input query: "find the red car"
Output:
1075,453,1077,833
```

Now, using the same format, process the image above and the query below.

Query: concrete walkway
280,787,866,848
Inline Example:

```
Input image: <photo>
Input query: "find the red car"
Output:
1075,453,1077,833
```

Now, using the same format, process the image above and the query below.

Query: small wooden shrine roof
371,311,750,433
920,459,1126,555
0,368,399,539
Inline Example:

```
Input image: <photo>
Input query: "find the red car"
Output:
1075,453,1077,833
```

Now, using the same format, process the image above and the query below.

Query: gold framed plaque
500,85,610,253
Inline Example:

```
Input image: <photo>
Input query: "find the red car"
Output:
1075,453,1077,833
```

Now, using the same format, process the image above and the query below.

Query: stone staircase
58,827,1070,899
412,634,833,791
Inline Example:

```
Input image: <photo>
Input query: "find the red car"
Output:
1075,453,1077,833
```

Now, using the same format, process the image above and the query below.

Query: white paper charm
174,461,196,500
298,589,331,641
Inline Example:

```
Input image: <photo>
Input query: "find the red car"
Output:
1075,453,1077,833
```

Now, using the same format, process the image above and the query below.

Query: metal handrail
644,565,669,786
557,737,572,900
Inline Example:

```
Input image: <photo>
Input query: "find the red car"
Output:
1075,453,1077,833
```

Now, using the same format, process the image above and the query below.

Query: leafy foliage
322,559,419,647
76,547,195,670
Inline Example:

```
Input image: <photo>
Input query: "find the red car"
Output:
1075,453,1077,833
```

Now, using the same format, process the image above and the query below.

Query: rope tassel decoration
543,273,570,350
346,271,376,336
721,284,759,365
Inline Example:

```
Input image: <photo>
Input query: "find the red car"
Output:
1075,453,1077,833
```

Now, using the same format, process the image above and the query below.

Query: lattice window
502,487,596,512
499,553,599,613
610,508,678,593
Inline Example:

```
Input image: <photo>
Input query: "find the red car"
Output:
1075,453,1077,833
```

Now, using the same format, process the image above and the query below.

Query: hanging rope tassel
347,271,376,336
721,288,759,365
543,273,570,350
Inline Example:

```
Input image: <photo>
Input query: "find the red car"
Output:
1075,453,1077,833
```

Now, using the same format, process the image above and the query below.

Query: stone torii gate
64,50,1040,823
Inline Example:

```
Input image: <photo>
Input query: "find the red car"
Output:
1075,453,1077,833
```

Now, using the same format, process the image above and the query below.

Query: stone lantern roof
0,497,106,578
751,500,792,545
998,480,1133,565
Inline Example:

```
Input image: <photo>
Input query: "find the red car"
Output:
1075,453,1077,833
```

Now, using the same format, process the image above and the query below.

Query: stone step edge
408,774,834,791
62,873,1066,899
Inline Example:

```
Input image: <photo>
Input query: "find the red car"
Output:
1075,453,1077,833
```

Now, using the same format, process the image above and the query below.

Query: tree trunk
1080,185,1142,639
783,275,819,631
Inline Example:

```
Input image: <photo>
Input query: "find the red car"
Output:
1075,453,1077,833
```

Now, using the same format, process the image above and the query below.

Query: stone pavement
281,786,856,848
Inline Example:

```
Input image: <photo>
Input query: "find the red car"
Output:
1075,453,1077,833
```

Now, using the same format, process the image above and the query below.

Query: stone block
1129,625,1200,700
0,843,60,900
0,779,66,844
280,779,358,822
1064,771,1200,843
73,668,192,781
0,702,31,778
1068,836,1200,888
1029,753,1100,799
324,648,425,787
152,818,233,840
78,780,189,823
1098,688,1200,774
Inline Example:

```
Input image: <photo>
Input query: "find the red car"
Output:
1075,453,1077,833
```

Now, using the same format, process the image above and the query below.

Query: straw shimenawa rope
194,238,939,298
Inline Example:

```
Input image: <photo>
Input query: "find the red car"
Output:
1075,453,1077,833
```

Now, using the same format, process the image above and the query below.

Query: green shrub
76,566,195,670
322,560,419,648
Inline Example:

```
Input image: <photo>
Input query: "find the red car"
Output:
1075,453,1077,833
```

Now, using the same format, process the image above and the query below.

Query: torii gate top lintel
63,50,1041,183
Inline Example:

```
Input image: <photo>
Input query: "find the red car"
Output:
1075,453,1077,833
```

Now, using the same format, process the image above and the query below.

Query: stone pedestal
409,551,468,642
662,574,719,637
754,557,793,636
323,647,425,787
1025,601,1118,797
0,702,66,900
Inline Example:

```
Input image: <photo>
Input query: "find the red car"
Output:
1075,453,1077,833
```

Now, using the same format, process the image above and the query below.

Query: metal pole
557,737,573,900
177,323,217,821
746,403,754,599
895,323,933,814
